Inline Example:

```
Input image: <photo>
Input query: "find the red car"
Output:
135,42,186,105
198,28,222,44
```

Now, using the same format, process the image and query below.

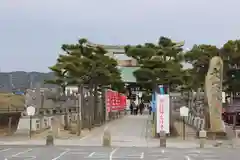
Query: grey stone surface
3,114,240,149
25,87,78,111
77,114,151,146
0,146,239,160
205,56,224,132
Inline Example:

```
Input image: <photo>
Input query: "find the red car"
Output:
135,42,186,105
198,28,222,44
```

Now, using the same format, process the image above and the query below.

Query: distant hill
0,71,56,92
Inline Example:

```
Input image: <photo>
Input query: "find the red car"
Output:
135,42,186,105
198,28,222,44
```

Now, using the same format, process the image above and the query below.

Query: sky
1,0,240,72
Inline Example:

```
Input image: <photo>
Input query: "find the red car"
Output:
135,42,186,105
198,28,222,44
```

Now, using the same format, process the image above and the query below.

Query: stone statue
204,56,224,132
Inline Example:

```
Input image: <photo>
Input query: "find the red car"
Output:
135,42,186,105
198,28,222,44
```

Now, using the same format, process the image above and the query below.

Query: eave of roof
119,66,139,83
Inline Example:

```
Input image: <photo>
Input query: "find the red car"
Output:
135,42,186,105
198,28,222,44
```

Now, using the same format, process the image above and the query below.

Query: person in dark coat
132,102,137,115
148,105,152,115
130,102,134,115
139,102,144,115
135,105,139,115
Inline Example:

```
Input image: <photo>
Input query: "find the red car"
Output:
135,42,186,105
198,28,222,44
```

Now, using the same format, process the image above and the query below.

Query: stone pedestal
206,131,227,140
51,117,60,138
199,130,207,148
46,134,54,146
102,130,111,147
159,131,166,147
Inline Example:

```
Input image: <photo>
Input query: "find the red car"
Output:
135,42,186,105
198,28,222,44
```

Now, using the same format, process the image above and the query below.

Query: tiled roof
88,42,125,49
88,41,185,51
119,67,140,83
102,45,125,49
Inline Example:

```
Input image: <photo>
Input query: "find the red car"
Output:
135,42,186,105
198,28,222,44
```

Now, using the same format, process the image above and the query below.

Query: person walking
135,105,139,115
139,102,144,115
133,102,138,115
148,104,152,115
130,102,133,115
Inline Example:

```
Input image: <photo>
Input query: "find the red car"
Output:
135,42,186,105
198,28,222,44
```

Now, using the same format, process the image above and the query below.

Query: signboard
105,89,127,112
156,85,169,95
222,92,226,103
156,94,170,133
152,85,168,112
126,84,142,100
180,106,189,117
26,106,36,116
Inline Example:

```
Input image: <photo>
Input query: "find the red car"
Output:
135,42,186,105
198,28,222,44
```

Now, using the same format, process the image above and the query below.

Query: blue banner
151,92,156,112
159,85,165,94
151,85,165,112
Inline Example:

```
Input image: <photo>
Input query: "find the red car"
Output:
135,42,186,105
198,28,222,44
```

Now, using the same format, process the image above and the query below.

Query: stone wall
15,86,111,135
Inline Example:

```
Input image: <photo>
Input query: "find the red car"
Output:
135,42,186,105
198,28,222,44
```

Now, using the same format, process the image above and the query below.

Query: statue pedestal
206,131,227,140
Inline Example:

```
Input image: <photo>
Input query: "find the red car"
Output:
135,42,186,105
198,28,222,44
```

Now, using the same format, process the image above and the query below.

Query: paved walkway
77,115,150,146
1,115,240,148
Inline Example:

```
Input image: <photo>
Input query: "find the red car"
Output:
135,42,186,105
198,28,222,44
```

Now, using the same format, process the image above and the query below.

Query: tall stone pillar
204,56,224,134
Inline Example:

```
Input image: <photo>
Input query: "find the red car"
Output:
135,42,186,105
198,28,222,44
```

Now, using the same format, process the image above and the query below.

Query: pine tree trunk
93,84,98,125
89,81,94,130
62,86,69,130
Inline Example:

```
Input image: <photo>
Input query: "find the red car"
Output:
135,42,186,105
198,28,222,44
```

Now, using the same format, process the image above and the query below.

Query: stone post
8,117,12,135
46,133,54,146
159,130,166,147
102,127,111,147
51,117,60,138
77,91,82,136
199,130,207,148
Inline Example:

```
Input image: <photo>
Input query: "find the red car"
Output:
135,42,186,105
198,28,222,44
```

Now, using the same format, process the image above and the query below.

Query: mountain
0,71,56,92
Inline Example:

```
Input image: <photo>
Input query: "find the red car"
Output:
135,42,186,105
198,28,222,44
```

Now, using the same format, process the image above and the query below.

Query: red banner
105,89,127,112
106,90,112,112
119,94,127,111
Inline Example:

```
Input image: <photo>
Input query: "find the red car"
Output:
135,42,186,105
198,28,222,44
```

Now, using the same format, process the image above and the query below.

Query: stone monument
51,116,61,138
204,56,225,134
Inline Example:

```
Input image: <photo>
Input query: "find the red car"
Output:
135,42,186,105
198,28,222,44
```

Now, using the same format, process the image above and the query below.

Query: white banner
156,94,170,133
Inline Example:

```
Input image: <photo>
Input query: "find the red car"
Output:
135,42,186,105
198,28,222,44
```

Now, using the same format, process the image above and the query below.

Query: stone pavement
0,115,148,146
77,114,150,146
0,146,239,160
0,115,154,147
0,114,240,148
